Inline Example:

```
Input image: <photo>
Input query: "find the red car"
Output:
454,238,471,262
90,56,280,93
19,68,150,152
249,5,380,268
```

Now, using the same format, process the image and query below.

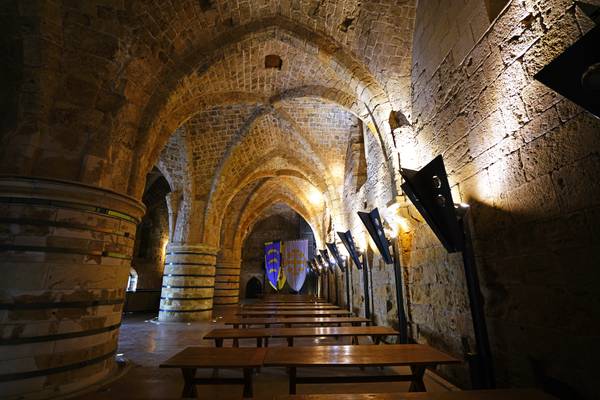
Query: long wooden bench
237,310,354,318
159,346,266,398
264,295,325,302
263,344,460,394
241,304,341,310
224,316,371,328
204,326,399,347
273,389,558,400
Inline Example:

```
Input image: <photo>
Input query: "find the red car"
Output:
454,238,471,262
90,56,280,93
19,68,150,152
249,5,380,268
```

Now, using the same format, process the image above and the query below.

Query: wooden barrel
213,260,240,305
0,177,145,399
158,244,218,321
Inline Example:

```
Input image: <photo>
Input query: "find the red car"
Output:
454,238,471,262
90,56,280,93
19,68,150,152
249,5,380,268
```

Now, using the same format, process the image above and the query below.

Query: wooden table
263,344,460,394
204,326,398,347
241,305,340,310
260,301,329,304
238,310,354,318
160,346,266,398
264,295,324,302
273,389,558,400
224,316,371,328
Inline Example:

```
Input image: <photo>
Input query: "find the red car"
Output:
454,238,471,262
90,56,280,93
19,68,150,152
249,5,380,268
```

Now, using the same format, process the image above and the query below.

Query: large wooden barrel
158,244,218,321
0,177,144,399
213,260,240,305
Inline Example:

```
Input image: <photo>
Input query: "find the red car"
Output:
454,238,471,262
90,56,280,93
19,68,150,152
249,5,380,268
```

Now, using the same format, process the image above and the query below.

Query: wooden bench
264,295,325,302
204,326,399,347
263,344,460,394
159,346,266,398
241,305,341,310
237,310,354,318
224,316,371,328
273,389,558,400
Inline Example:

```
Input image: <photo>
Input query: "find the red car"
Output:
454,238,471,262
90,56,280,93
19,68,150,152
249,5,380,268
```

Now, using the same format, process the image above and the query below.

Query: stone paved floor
74,307,452,399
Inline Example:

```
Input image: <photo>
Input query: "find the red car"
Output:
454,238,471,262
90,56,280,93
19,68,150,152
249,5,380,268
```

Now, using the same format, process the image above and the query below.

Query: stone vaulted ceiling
0,0,416,258
138,0,416,253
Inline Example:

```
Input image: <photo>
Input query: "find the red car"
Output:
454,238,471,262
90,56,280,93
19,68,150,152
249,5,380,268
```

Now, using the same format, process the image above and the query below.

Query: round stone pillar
213,260,241,305
159,244,218,321
0,176,145,399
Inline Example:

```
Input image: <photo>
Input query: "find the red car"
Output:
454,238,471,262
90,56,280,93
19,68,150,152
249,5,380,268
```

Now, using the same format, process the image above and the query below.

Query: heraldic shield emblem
282,239,308,292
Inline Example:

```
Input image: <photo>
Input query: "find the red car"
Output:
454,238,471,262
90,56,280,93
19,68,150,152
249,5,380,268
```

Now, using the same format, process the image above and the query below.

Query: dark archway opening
125,167,171,313
245,277,263,299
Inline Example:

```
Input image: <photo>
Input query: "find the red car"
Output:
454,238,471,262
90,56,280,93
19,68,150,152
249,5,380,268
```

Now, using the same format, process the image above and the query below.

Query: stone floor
74,307,454,399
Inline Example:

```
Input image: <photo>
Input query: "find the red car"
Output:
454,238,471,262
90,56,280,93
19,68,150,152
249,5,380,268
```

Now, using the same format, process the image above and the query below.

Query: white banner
282,239,308,292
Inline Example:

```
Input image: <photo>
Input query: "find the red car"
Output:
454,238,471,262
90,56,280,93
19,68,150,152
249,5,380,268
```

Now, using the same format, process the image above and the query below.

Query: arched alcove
245,277,263,299
240,203,317,297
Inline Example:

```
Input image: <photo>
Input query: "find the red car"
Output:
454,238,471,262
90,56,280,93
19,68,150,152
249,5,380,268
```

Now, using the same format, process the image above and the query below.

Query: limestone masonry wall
404,0,600,395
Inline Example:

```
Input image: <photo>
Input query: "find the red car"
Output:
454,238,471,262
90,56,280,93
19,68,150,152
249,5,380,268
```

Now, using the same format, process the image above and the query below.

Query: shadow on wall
403,197,593,398
470,199,592,399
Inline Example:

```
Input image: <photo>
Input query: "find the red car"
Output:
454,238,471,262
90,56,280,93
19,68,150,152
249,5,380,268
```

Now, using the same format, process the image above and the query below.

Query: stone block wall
402,0,600,395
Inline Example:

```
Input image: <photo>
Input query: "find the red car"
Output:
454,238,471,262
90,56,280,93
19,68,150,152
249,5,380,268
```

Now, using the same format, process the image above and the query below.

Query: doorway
245,277,263,298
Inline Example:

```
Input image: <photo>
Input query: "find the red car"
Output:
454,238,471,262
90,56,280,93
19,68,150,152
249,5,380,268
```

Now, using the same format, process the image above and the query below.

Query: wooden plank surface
237,310,354,317
263,344,460,367
204,326,398,339
160,346,266,368
273,389,557,400
224,316,370,326
241,305,340,310
264,295,323,300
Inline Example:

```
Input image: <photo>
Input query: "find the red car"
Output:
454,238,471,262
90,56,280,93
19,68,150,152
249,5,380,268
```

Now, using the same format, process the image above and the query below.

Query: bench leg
242,368,253,399
409,365,427,392
289,366,297,394
181,368,197,398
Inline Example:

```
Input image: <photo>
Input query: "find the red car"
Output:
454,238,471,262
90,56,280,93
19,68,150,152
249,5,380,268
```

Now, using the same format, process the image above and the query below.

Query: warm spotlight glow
308,187,324,205
380,203,410,235
161,239,169,260
355,234,367,253
331,164,344,179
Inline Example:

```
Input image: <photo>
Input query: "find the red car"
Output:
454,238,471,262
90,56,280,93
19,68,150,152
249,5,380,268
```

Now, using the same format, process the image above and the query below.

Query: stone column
0,176,145,399
158,243,218,321
213,259,241,305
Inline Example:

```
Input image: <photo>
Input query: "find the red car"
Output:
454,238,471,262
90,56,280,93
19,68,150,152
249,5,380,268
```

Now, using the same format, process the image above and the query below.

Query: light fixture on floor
400,154,495,390
534,3,600,119
319,248,339,305
327,242,351,310
338,230,372,320
357,207,409,343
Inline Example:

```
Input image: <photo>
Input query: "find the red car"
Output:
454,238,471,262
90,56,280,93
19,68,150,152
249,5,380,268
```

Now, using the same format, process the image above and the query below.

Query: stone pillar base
0,176,144,399
159,244,218,321
213,260,241,305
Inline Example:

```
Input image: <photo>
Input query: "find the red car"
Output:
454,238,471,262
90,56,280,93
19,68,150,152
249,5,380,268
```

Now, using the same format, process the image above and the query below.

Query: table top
263,344,460,367
224,316,370,325
241,305,341,310
204,326,398,339
260,301,329,304
272,389,557,400
237,310,354,317
160,346,266,368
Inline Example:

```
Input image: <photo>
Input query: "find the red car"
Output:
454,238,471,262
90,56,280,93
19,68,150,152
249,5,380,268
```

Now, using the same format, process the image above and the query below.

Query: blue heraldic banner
264,241,282,290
